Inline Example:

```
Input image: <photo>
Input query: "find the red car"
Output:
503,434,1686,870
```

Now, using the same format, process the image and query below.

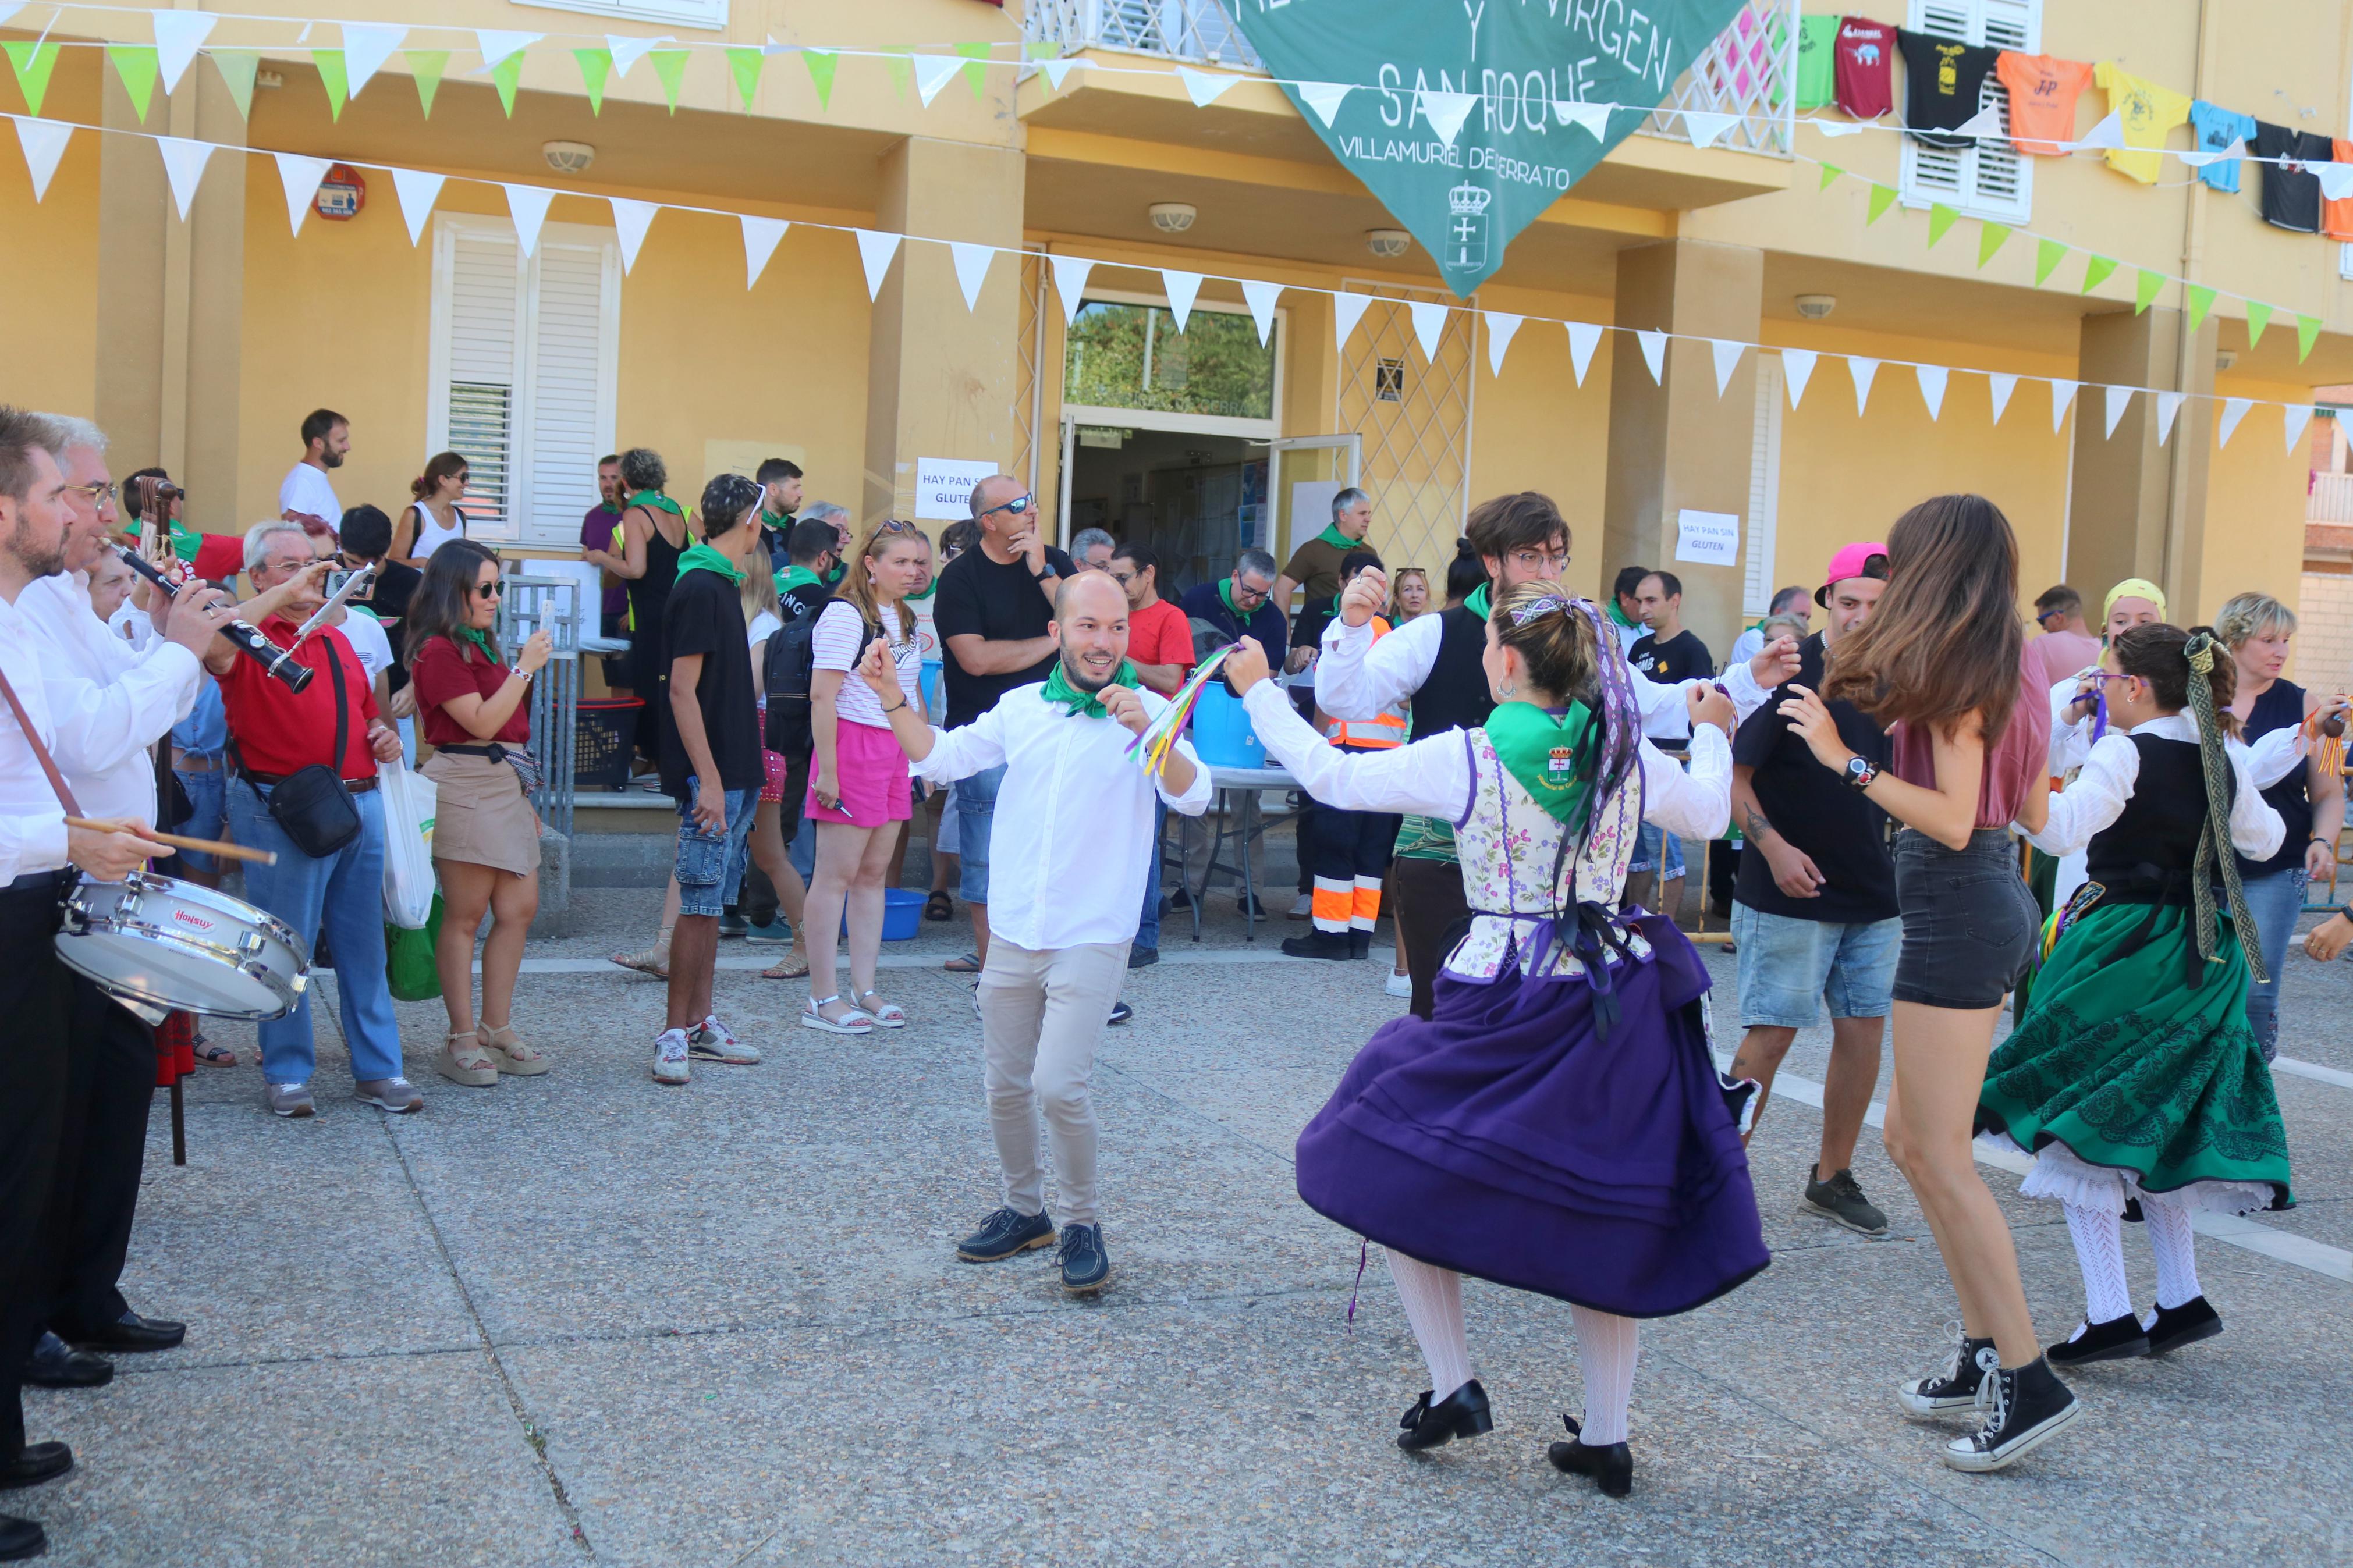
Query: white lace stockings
2063,1201,2134,1326
1570,1306,1639,1446
1385,1251,1473,1403
2141,1192,2203,1313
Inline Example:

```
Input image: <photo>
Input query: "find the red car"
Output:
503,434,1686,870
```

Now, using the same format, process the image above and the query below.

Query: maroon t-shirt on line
1834,19,1896,120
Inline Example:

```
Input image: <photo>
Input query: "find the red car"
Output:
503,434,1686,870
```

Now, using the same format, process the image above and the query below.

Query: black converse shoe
1943,1357,2080,1473
2143,1295,2223,1356
2046,1312,2150,1367
1396,1380,1492,1451
1898,1327,1998,1417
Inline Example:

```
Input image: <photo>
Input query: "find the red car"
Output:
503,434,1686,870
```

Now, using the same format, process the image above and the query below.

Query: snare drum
55,872,310,1021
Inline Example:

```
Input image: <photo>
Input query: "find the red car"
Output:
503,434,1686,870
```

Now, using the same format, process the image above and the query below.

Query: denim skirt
1892,827,2038,1010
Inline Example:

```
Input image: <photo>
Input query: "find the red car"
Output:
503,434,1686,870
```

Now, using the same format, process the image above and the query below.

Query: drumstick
65,816,278,867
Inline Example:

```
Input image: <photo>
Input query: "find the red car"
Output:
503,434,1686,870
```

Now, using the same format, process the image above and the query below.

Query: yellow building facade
6,0,2351,666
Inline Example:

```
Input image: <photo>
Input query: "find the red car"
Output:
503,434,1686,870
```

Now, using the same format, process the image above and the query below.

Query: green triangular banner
1977,222,2010,268
2133,268,2164,315
491,51,524,116
885,53,912,100
1865,183,1897,225
107,44,160,122
2081,254,2118,294
314,48,349,120
2298,314,2323,363
574,48,611,113
650,48,688,112
209,49,258,118
727,46,762,111
955,42,992,98
1925,202,1958,248
2033,237,2067,286
1026,41,1057,61
408,49,449,116
803,49,837,109
3,40,62,117
1818,161,1843,190
2246,300,2273,347
2185,284,2216,335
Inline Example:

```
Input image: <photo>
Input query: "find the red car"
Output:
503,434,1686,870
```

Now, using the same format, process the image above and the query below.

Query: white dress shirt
2022,713,2282,863
19,571,201,822
0,589,72,882
908,682,1213,950
1243,678,1732,842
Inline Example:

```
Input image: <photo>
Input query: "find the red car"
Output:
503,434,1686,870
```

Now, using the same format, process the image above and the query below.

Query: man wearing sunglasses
2027,585,2102,691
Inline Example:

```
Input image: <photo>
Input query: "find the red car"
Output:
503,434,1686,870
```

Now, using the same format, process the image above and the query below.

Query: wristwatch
1031,562,1056,581
1841,755,1879,791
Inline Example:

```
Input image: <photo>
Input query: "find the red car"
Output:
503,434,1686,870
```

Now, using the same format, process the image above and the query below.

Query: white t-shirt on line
279,462,341,528
812,599,921,730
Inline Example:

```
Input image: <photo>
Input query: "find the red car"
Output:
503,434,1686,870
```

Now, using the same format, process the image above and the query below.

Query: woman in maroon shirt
408,541,553,1086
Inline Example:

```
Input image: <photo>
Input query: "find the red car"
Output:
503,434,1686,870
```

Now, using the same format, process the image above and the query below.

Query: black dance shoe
1396,1380,1492,1451
1546,1414,1633,1497
0,1513,44,1561
0,1443,73,1491
2046,1312,2150,1367
66,1309,185,1354
23,1333,110,1389
2144,1296,2223,1356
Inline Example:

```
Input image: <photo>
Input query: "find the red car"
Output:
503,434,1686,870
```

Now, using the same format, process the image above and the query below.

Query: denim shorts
674,778,757,919
1629,821,1685,881
954,762,1007,905
1892,828,2039,1010
1732,902,1899,1029
172,767,226,873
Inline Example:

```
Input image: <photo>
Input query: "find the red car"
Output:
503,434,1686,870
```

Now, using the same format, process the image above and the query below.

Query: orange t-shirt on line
1994,52,2095,157
2325,138,2353,240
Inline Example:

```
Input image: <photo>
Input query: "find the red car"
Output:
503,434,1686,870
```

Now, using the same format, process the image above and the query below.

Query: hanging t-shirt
1994,52,2093,157
2255,120,2328,233
2326,139,2353,240
2187,100,2255,194
2090,61,2191,184
1833,18,1895,120
1795,13,1840,111
1896,31,1999,150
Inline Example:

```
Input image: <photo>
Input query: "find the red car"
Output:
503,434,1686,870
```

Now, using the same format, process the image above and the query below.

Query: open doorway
1063,426,1266,596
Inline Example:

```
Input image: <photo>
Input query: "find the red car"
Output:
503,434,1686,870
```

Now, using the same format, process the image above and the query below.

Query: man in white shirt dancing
853,571,1211,1295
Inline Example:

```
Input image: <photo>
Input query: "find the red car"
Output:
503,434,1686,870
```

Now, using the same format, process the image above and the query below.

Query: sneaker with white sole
652,1028,692,1085
689,1014,761,1063
1384,970,1413,998
1899,1326,1997,1418
265,1082,315,1118
1943,1357,2079,1473
1287,893,1314,920
354,1076,423,1114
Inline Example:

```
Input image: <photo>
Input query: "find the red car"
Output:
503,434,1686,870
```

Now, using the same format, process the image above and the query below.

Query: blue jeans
172,767,226,872
226,782,403,1086
1731,904,1900,1029
673,778,757,919
1630,821,1685,881
955,762,1009,905
1137,800,1167,952
2239,866,2306,1062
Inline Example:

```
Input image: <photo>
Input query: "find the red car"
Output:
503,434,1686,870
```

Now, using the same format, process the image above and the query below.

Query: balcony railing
2311,471,2353,525
1021,0,1792,157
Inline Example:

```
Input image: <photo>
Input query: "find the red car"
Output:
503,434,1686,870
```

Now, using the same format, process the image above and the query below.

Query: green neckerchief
1606,598,1636,629
676,541,745,585
1218,577,1250,623
626,489,683,517
1484,702,1595,824
1041,658,1139,719
760,509,793,534
168,518,203,564
904,574,938,603
1313,522,1355,551
776,564,824,595
824,559,847,586
1462,581,1492,618
452,624,501,663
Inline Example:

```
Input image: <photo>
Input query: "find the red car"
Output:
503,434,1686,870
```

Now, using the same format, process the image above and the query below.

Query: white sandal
856,990,908,1028
800,994,875,1034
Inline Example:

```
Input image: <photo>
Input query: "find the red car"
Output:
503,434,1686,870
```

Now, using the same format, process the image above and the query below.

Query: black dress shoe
0,1443,73,1491
2046,1311,2150,1367
24,1333,110,1390
1396,1379,1492,1451
1281,929,1357,961
2144,1295,2223,1356
66,1310,185,1354
0,1512,44,1560
1546,1414,1633,1497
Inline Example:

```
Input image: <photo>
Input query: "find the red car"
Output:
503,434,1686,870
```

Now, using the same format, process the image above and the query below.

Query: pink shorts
807,719,912,829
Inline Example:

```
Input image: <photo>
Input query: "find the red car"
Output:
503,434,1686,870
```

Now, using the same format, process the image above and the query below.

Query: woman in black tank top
609,448,688,769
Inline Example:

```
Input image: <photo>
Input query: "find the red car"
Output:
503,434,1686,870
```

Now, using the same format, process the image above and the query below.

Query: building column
2063,308,2216,614
861,137,1026,527
1600,239,1763,652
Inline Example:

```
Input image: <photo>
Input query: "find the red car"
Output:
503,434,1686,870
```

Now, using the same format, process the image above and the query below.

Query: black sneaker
1943,1357,2079,1472
1058,1223,1110,1294
2047,1312,2150,1367
2143,1295,2223,1356
1237,894,1269,919
1127,945,1160,970
1168,887,1194,910
1281,929,1357,961
1107,1000,1133,1026
1898,1328,1997,1417
1396,1379,1492,1451
1804,1165,1889,1237
955,1206,1055,1263
718,910,748,937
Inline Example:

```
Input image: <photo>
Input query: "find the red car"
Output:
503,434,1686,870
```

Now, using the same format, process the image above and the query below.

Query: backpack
765,602,875,755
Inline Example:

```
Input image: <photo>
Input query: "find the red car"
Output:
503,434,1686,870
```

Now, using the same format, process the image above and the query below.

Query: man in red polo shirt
1105,541,1194,973
206,522,408,1120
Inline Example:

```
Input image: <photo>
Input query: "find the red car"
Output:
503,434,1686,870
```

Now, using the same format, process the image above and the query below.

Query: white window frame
1059,286,1287,441
1898,0,2040,225
1745,354,1786,615
509,0,727,30
425,212,622,550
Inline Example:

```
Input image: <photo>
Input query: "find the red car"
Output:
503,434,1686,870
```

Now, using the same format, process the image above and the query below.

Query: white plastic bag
380,758,439,929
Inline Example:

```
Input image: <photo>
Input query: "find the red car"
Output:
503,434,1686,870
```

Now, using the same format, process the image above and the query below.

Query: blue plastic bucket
921,658,943,719
1188,682,1266,769
844,888,928,942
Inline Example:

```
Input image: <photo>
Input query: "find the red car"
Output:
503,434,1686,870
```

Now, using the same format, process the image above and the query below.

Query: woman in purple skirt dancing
1222,584,1766,1498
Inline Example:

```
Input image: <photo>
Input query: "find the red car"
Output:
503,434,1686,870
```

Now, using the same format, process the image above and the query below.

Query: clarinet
114,545,314,694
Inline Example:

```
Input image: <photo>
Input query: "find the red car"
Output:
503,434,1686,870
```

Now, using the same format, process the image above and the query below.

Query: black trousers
0,879,74,1463
1308,802,1401,933
1391,856,1470,1022
41,975,156,1336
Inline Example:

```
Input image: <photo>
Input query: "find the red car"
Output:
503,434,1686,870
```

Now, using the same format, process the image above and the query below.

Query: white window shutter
1901,0,2039,223
442,227,521,537
523,237,617,548
1745,355,1784,616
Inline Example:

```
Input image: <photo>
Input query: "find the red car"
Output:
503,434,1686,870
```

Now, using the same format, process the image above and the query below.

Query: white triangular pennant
1050,254,1095,326
505,183,554,258
1162,269,1204,333
1556,99,1611,138
1241,279,1280,346
1683,111,1738,150
2179,137,2243,170
13,118,71,203
156,137,212,221
1637,329,1667,385
1484,312,1522,376
740,214,789,288
151,12,217,94
610,197,658,274
1988,372,2017,424
2217,396,2252,448
1177,66,1238,108
608,34,669,78
342,23,404,98
1916,363,1948,420
1848,357,1879,415
1956,105,2003,140
1333,291,1374,350
1420,89,1478,149
2316,163,2353,202
1409,300,1449,364
1039,57,1076,91
2102,384,2134,438
1566,321,1603,386
856,229,902,300
1781,347,1816,408
2050,378,2079,432
950,241,994,311
913,54,963,107
2072,111,2124,152
391,168,444,246
2155,391,2184,445
272,152,331,236
1811,119,1866,137
0,3,25,24
1710,338,1744,396
2284,403,2316,453
475,30,540,70
1297,81,1350,127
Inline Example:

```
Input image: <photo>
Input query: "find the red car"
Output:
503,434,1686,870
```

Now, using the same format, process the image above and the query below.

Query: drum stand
171,1078,185,1167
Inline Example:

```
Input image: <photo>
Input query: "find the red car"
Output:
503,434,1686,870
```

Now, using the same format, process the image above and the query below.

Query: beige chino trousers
975,938,1130,1227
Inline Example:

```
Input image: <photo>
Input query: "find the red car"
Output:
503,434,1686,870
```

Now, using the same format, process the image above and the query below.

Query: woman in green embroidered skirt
1982,624,2292,1369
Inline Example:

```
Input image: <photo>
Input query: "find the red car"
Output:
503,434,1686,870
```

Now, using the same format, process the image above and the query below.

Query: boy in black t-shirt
1625,571,1713,915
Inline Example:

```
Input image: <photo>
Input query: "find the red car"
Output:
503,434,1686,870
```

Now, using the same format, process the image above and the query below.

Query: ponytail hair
2112,623,2240,739
411,450,467,503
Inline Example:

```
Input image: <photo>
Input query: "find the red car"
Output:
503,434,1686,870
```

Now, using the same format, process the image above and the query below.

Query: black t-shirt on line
934,543,1078,729
1732,632,1897,925
2255,120,2333,234
659,567,764,799
1895,30,1999,150
1628,628,1712,746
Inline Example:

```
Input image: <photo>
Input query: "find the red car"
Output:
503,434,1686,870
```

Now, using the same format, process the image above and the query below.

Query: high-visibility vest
1328,616,1407,749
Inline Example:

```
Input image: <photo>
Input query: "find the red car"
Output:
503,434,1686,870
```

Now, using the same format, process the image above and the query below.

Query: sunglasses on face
473,582,503,600
978,492,1034,520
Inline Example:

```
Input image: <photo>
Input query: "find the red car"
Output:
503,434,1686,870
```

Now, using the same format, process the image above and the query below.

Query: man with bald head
857,569,1211,1296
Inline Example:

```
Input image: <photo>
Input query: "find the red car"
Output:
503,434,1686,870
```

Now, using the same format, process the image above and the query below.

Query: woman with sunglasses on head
393,450,471,569
407,542,556,1085
1777,494,2075,1473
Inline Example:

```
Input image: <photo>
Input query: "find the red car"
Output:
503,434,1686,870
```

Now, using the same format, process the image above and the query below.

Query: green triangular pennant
491,51,524,116
5,40,62,116
1027,41,1057,61
885,52,912,100
727,46,762,111
2298,314,2323,363
1977,222,2010,269
208,49,258,118
2081,254,2118,294
107,44,160,122
954,42,992,98
2246,300,2273,347
650,48,688,112
1926,202,1958,248
1818,161,1843,190
2033,237,2066,286
2185,284,2216,335
803,49,837,110
314,48,348,120
2133,268,2164,315
1865,183,1897,225
574,48,611,113
407,49,449,116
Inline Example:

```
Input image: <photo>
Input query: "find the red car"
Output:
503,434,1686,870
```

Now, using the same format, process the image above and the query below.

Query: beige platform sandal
437,1030,500,1087
479,1021,551,1076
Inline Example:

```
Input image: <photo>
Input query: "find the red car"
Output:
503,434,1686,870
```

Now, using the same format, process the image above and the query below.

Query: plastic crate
575,698,643,791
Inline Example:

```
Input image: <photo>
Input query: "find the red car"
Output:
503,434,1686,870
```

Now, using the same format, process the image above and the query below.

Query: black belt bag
235,639,361,861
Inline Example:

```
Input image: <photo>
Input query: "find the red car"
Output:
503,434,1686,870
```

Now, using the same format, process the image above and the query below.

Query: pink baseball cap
1816,541,1889,606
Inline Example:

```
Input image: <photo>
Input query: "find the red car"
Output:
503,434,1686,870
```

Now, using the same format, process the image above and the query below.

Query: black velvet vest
1413,605,1495,739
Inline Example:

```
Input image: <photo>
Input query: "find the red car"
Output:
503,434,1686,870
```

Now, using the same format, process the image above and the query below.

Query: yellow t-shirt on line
2093,61,2191,184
